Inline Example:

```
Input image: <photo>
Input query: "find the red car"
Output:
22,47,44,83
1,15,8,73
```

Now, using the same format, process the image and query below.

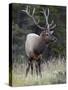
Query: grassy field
12,57,66,86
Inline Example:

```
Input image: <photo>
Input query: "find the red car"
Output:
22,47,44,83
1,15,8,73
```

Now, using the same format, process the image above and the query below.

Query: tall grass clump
12,57,66,86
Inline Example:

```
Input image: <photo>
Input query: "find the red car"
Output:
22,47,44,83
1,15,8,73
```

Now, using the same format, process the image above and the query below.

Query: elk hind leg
26,59,31,77
30,60,33,75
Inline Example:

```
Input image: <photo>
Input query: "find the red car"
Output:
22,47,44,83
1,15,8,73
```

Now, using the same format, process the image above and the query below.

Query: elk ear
50,31,54,34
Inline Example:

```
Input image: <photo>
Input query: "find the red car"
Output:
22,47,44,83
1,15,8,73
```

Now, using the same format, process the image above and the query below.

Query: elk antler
22,6,56,31
43,8,50,32
22,6,45,30
49,20,56,29
43,8,56,31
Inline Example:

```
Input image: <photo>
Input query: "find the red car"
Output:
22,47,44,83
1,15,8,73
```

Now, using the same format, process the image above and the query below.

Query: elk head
22,6,57,42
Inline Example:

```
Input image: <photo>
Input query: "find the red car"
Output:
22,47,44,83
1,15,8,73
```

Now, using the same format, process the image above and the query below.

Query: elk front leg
35,61,39,76
37,59,42,77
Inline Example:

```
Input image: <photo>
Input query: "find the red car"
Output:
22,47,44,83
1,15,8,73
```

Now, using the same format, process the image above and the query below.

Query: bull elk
22,6,57,77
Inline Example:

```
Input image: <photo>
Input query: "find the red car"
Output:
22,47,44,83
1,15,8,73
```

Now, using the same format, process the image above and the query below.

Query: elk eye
46,34,48,36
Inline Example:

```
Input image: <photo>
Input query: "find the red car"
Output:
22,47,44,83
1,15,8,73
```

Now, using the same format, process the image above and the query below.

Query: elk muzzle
50,35,57,42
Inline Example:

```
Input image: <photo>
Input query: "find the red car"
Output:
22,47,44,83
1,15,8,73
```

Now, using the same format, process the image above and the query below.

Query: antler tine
49,20,54,27
47,8,49,17
26,6,28,12
21,6,30,16
43,8,50,26
43,8,49,16
43,8,46,17
50,24,56,29
26,6,32,17
32,8,35,16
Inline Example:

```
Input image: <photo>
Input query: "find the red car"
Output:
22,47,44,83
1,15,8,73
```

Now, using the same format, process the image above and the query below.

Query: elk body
22,6,57,77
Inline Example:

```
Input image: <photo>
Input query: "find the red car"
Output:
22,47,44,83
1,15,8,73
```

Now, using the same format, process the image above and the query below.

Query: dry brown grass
12,57,66,86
